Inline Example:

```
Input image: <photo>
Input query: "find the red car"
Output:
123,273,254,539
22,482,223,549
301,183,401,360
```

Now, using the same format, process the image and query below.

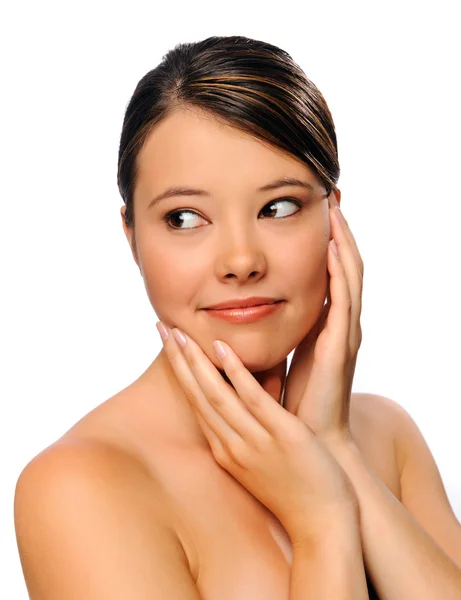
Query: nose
215,225,267,283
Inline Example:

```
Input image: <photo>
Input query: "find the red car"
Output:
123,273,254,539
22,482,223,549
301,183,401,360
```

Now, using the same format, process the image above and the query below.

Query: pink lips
204,296,281,310
204,301,284,324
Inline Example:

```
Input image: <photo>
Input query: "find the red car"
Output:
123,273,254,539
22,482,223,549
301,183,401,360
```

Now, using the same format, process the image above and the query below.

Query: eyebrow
147,177,315,210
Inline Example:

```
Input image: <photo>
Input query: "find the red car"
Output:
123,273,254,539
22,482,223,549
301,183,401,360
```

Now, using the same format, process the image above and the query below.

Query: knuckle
212,442,230,467
227,437,248,467
168,352,185,371
184,388,197,406
208,388,224,410
186,351,199,369
225,362,239,380
245,392,261,412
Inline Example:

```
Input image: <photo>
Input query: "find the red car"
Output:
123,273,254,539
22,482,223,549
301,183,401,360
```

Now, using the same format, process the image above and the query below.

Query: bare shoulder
14,438,201,599
352,392,419,452
15,436,157,494
350,391,403,442
350,391,435,486
14,437,173,544
351,391,403,425
349,392,403,497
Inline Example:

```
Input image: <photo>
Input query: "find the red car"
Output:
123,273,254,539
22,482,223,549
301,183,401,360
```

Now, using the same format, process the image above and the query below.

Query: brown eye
163,209,205,230
260,198,303,219
163,197,303,231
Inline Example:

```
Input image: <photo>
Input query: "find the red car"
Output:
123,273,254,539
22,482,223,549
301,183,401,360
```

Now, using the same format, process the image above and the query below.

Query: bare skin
17,108,400,598
59,349,400,599
16,108,461,599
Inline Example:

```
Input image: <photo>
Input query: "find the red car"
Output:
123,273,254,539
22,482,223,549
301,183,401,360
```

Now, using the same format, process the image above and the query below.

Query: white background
2,1,460,597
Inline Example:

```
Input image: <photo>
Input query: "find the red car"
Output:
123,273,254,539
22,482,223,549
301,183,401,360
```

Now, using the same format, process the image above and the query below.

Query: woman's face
121,108,337,373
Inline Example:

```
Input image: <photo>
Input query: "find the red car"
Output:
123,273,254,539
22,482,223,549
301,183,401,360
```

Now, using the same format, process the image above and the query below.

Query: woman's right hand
158,321,359,545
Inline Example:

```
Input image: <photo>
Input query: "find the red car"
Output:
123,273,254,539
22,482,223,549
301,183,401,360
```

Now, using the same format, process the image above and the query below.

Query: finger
326,271,332,307
330,195,364,279
317,287,332,334
330,205,363,351
211,339,298,440
171,329,272,443
194,404,226,457
331,205,363,302
182,331,294,441
161,327,242,451
321,233,352,367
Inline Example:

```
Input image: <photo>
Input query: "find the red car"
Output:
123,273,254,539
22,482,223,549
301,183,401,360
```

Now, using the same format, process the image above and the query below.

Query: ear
120,206,141,273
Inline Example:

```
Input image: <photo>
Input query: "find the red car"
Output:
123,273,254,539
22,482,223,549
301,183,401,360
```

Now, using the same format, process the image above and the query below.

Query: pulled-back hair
117,35,340,229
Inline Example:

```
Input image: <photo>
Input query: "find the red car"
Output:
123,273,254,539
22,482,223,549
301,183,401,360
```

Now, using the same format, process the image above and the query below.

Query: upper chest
65,392,399,600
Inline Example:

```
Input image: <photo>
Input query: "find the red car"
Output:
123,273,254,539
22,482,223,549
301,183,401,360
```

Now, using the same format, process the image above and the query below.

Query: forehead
135,109,321,196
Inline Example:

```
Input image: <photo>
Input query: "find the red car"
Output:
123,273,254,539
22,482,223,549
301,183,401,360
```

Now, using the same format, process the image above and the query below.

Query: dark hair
117,35,340,231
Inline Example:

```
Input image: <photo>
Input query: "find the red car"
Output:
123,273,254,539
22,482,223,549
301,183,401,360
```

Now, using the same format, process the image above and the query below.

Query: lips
204,297,282,310
204,300,284,324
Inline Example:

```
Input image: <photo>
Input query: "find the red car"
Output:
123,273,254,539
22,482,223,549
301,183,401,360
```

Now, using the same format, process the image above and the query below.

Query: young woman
15,36,461,600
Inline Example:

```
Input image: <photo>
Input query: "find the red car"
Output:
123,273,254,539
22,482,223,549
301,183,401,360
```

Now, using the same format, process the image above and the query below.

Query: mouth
204,297,283,310
203,300,285,324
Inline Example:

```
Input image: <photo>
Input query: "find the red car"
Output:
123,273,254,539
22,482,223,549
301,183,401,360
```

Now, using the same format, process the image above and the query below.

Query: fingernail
330,239,339,257
172,328,187,348
156,321,169,343
213,340,227,360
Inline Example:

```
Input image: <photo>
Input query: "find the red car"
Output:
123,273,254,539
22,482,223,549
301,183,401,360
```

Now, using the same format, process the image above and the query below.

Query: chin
208,343,286,375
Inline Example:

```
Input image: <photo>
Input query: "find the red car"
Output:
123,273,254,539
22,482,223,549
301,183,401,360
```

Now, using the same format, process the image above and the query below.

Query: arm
14,441,203,600
327,399,461,600
290,509,369,599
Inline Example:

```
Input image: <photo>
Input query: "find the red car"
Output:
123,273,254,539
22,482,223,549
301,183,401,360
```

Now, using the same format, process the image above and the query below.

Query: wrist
322,437,362,472
289,503,360,548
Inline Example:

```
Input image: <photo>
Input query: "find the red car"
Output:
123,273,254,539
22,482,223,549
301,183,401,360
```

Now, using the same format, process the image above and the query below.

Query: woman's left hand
282,193,364,450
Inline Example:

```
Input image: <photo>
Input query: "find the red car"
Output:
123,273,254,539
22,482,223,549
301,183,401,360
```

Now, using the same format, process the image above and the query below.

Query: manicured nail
172,328,187,348
330,239,339,257
156,321,169,343
213,340,227,360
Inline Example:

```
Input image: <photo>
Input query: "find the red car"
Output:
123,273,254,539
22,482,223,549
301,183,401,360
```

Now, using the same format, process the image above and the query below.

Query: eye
162,197,303,231
162,209,205,230
260,197,303,219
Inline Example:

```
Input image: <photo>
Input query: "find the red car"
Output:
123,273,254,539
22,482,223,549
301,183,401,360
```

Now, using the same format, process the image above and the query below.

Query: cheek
140,244,201,322
277,232,329,336
279,230,329,294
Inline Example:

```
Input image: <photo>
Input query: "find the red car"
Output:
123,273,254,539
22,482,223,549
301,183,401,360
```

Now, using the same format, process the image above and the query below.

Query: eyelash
162,197,305,231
